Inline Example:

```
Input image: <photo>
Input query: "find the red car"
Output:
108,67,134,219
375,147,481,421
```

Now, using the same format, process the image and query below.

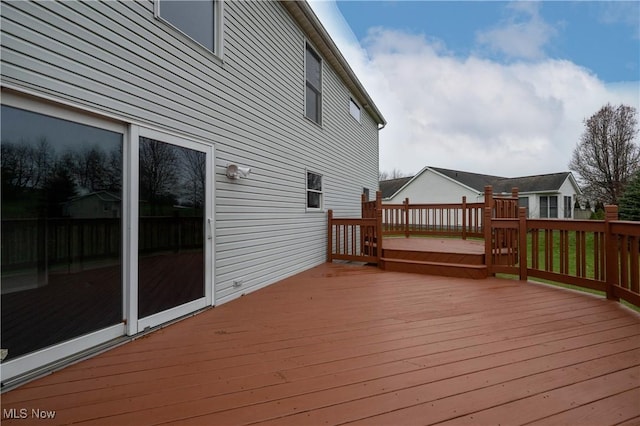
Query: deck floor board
2,263,639,425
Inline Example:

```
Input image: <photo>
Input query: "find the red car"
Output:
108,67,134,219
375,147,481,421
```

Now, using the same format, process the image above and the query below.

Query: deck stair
380,238,488,279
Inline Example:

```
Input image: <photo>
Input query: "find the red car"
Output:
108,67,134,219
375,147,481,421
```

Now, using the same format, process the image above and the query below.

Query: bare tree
569,104,639,205
379,168,408,181
139,137,178,206
179,148,206,208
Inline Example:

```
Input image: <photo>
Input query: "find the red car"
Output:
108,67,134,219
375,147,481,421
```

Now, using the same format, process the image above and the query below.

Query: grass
525,229,599,279
382,230,639,312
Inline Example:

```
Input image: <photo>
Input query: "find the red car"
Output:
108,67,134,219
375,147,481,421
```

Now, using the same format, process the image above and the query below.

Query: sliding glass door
1,95,214,383
136,128,213,330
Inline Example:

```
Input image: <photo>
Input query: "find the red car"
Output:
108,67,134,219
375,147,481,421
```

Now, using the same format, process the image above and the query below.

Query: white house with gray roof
380,166,582,219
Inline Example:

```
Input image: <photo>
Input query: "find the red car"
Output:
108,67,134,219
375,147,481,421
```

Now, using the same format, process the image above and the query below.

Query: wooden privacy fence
2,216,203,272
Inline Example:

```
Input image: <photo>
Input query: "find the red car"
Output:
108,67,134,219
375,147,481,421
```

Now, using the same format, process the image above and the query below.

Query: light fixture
226,164,252,180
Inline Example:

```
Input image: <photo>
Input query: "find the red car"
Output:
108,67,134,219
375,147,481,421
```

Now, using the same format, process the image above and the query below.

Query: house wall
1,1,379,305
384,169,480,204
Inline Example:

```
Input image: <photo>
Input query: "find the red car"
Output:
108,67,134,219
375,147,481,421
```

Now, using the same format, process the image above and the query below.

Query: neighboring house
380,166,582,219
64,191,122,218
0,0,385,385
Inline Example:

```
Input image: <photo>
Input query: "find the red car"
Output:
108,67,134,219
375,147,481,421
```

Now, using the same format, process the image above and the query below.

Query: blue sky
310,1,640,178
337,1,640,83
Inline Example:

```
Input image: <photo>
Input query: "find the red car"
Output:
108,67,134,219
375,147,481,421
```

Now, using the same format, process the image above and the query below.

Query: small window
305,44,322,124
156,0,221,55
307,171,323,209
349,98,361,122
363,187,370,201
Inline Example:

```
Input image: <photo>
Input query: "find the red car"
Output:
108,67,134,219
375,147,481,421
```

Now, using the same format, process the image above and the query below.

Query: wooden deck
2,263,640,425
381,237,488,279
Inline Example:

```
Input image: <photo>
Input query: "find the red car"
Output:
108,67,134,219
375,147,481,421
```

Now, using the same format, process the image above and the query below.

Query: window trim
306,170,323,211
304,42,322,125
155,0,224,59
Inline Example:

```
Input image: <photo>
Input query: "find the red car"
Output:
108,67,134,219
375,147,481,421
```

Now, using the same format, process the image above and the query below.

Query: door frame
127,125,215,335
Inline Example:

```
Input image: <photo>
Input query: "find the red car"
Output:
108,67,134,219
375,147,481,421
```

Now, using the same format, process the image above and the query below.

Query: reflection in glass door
1,105,124,362
137,134,210,325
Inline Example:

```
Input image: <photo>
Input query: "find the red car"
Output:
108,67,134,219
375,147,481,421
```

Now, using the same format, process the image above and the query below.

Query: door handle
207,218,213,240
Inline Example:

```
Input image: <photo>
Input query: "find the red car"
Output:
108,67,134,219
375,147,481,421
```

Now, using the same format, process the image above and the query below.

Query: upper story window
349,98,361,122
156,0,222,56
305,44,322,124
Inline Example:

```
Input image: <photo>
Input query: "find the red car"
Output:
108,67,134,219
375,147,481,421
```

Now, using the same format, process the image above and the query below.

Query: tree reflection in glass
138,137,205,318
1,105,123,360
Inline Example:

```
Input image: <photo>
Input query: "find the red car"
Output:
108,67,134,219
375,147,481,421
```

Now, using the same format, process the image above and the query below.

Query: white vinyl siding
0,0,379,307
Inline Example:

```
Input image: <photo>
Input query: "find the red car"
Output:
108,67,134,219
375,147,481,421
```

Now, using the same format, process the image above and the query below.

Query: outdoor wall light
226,164,252,180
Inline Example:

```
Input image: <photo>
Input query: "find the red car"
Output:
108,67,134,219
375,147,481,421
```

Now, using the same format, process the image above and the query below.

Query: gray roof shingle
379,167,576,199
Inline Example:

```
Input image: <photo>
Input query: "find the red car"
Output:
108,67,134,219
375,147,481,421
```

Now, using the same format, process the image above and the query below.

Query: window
156,0,221,55
540,195,558,218
518,196,529,217
350,98,361,122
363,187,370,201
305,44,322,124
307,171,323,209
564,196,572,218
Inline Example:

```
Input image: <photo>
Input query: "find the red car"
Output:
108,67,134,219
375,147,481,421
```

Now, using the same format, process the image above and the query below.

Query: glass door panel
1,105,124,361
137,133,210,326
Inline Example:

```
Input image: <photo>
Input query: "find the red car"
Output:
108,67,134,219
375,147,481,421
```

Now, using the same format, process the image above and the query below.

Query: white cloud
475,1,558,61
309,1,640,178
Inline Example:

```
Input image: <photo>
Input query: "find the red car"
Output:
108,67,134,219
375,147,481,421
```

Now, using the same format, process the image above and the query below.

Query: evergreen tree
619,172,640,221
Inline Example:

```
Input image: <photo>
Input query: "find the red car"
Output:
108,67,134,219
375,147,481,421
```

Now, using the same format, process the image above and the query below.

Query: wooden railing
328,185,639,309
381,186,517,239
381,199,485,239
327,193,382,264
486,204,639,308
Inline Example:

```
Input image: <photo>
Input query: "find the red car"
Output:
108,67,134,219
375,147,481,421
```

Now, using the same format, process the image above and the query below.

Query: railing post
462,196,467,240
519,206,528,281
484,206,493,275
512,187,519,217
605,205,619,301
376,191,383,264
483,186,493,232
327,209,333,263
404,197,410,238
